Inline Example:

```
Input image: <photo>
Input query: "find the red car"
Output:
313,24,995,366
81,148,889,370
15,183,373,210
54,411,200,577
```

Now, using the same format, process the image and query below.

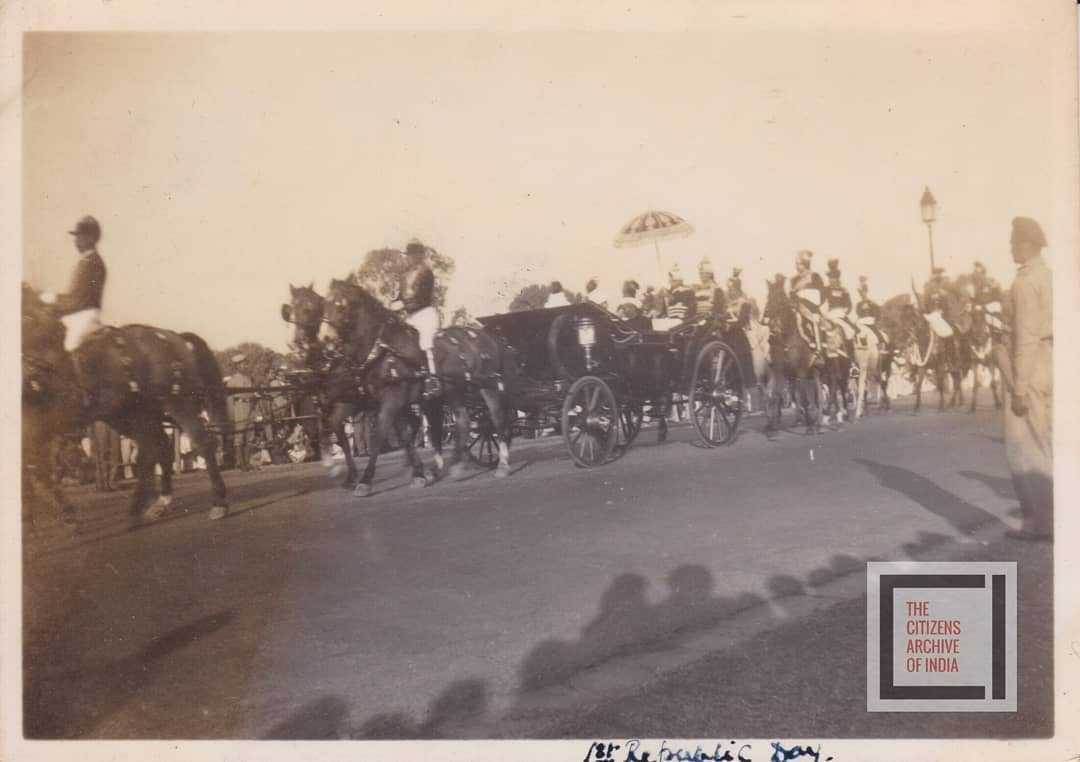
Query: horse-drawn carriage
469,302,747,467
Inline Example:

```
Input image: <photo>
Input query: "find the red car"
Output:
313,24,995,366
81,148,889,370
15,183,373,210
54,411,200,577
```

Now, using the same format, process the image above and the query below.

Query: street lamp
919,186,937,273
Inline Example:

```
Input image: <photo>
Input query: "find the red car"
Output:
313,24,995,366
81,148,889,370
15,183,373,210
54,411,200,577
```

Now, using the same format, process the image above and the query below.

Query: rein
906,319,936,368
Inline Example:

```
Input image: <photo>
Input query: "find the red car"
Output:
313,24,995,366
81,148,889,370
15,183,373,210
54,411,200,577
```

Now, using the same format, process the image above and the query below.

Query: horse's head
323,278,391,353
21,283,71,402
283,283,325,348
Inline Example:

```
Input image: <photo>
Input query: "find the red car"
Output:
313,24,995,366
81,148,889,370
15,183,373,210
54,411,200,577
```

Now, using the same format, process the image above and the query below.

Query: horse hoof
433,454,445,473
353,483,372,498
423,470,438,486
449,463,467,480
494,465,511,479
410,476,427,489
208,505,228,521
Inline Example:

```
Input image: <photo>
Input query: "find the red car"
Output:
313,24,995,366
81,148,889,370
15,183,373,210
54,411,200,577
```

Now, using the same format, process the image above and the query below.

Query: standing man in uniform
1003,217,1053,541
854,276,889,349
725,268,751,328
694,258,727,322
41,215,107,353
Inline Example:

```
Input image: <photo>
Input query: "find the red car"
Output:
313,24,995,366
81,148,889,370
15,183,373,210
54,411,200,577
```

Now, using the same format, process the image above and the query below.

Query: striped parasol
613,210,695,278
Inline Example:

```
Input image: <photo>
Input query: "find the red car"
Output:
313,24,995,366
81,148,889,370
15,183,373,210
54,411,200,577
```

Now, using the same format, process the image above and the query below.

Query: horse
320,278,517,495
851,322,889,420
820,321,855,426
760,277,824,436
22,284,230,526
743,317,771,413
966,303,1005,412
898,300,965,414
282,283,372,489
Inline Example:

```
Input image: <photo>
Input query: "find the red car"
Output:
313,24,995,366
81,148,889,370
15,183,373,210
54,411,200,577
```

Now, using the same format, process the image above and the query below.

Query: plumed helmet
1010,217,1047,247
68,215,101,242
858,275,868,293
698,257,714,275
728,267,742,287
404,238,427,257
796,250,813,266
772,273,787,287
973,260,987,273
826,258,841,278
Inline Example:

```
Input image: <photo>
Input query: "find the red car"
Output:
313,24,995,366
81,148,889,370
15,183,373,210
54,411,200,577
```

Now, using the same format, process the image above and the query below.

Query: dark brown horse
760,276,823,436
22,284,230,526
320,279,517,495
898,301,965,413
283,282,448,489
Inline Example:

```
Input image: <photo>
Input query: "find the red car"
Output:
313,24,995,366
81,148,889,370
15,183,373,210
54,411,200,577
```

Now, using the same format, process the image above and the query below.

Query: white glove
40,292,57,304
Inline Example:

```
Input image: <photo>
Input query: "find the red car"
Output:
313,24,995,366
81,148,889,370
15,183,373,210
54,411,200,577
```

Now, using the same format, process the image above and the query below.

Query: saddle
924,310,954,339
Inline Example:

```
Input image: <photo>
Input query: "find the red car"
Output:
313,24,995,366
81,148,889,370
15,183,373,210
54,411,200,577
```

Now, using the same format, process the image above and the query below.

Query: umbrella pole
654,239,663,282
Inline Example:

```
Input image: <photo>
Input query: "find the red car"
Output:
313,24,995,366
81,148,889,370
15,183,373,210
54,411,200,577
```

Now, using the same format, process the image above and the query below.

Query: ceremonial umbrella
613,210,695,280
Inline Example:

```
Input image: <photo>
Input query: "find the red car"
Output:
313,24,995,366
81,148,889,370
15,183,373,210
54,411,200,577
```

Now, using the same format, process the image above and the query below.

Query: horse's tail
181,332,231,437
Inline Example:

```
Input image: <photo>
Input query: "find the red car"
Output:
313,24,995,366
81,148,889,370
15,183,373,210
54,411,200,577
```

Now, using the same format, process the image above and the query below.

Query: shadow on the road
853,458,1004,534
264,679,491,740
25,609,235,739
958,469,1016,501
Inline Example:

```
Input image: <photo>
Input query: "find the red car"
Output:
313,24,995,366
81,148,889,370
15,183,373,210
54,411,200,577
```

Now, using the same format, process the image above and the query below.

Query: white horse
744,318,771,413
852,321,883,421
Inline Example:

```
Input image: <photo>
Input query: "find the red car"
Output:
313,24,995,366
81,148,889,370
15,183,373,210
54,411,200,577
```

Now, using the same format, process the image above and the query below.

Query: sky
22,26,1070,353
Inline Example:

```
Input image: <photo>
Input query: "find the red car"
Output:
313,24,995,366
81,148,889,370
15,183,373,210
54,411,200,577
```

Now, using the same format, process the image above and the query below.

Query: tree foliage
214,342,288,387
352,243,456,313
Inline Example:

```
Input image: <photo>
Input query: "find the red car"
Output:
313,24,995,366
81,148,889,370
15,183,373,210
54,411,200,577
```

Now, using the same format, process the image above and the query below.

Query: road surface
21,398,1052,739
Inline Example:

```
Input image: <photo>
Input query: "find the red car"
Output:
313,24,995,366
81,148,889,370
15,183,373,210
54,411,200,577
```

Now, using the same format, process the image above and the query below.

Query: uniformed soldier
970,261,1007,333
664,265,696,322
616,279,643,321
395,239,441,393
544,280,571,308
823,259,858,347
854,276,888,348
1003,217,1053,541
790,250,826,351
921,266,958,336
41,215,107,352
693,258,727,321
725,268,751,328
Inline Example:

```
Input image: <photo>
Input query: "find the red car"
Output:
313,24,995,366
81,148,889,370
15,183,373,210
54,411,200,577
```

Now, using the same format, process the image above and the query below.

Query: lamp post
919,186,937,274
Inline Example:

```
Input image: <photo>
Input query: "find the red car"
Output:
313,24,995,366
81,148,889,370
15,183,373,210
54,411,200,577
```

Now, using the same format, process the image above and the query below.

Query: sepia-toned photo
4,2,1078,760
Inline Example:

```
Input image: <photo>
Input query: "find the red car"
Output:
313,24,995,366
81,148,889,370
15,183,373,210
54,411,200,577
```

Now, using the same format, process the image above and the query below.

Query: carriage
460,302,746,468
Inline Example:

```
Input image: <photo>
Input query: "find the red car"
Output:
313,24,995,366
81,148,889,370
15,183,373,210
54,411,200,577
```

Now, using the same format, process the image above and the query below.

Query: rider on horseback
921,266,958,338
790,249,826,355
40,216,106,353
823,259,859,356
394,239,441,395
970,260,1006,332
855,276,889,349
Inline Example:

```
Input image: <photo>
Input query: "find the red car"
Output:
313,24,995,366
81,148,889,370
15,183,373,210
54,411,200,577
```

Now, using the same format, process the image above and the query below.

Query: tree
508,283,550,312
214,342,288,387
352,242,456,313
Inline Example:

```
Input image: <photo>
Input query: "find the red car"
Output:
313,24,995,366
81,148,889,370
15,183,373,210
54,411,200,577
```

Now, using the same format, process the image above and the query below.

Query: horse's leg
990,364,1002,409
172,407,229,519
479,387,511,477
447,388,471,480
913,365,924,414
394,394,428,489
422,397,445,476
811,369,824,435
128,419,159,520
355,394,399,497
969,363,980,413
148,425,176,517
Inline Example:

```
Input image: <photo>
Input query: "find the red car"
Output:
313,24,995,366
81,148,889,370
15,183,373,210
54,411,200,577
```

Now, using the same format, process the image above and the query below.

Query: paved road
21,398,1051,740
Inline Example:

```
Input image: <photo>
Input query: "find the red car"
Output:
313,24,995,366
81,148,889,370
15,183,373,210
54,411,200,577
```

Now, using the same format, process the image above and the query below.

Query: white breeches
406,306,440,351
60,308,102,351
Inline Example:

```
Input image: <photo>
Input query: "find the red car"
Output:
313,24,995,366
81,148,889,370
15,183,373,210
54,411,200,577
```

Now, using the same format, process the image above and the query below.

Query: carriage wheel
619,403,643,446
465,404,499,468
561,376,619,468
441,407,456,446
689,340,744,447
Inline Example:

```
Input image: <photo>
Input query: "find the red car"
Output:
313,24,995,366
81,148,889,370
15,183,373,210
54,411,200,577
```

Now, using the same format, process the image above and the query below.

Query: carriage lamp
576,315,597,370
